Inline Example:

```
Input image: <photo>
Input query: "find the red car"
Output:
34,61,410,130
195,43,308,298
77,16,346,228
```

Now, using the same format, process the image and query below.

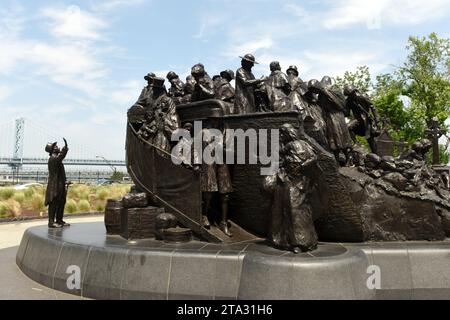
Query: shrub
24,187,35,199
66,200,78,213
68,187,79,199
6,199,21,217
30,194,45,212
0,188,14,200
108,184,131,200
69,184,90,200
14,192,25,205
95,202,106,212
0,202,10,218
78,199,91,212
96,188,109,201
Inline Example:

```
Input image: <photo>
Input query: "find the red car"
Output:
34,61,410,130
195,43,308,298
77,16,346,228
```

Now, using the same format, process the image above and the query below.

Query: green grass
0,184,131,218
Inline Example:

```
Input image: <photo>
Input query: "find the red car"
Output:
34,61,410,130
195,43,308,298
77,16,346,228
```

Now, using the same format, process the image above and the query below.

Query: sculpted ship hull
126,99,375,242
127,99,450,243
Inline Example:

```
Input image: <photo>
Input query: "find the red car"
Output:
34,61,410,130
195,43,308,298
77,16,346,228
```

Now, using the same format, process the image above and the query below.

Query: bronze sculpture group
47,53,450,254
122,54,448,252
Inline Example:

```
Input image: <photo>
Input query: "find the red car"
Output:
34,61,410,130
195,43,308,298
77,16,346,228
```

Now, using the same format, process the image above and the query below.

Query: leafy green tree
372,73,408,139
399,32,450,127
333,65,372,94
110,171,125,182
396,33,450,162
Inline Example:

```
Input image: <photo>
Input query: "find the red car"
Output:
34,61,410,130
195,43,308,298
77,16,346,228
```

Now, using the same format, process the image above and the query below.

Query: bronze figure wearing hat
45,138,70,228
132,72,156,113
138,77,180,153
191,63,215,102
215,70,236,105
234,54,267,114
286,65,309,112
267,61,292,112
166,71,185,103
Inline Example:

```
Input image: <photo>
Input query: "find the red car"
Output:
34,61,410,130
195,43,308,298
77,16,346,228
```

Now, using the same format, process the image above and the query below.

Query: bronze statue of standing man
234,54,267,114
45,138,70,228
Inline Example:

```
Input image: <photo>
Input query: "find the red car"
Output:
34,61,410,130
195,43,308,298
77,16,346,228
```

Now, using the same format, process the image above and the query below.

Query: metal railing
0,157,126,166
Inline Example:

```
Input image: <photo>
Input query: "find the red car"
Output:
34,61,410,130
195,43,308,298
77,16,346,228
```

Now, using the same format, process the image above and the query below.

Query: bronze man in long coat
45,139,69,228
234,54,267,114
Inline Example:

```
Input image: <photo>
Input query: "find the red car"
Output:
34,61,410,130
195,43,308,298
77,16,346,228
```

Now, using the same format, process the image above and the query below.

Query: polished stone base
16,222,450,300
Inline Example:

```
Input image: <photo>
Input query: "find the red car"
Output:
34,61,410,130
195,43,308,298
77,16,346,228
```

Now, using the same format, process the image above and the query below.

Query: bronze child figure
45,138,70,228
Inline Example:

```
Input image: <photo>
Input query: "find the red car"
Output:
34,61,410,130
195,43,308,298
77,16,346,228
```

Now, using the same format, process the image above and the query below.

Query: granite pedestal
16,222,450,300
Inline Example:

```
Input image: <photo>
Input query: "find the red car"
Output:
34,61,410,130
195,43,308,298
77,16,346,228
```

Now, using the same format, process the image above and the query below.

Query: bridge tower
10,118,25,182
13,117,25,163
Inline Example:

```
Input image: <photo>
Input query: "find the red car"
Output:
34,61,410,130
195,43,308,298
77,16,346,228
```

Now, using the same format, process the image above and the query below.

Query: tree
110,171,125,182
372,73,414,141
397,33,450,162
399,32,450,129
333,65,372,94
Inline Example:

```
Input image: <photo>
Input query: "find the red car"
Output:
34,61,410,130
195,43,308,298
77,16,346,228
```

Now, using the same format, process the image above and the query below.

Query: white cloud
226,37,275,59
301,49,386,79
42,5,108,40
0,37,107,97
91,0,146,12
30,42,107,96
194,14,227,40
251,47,388,82
110,80,143,105
0,4,116,97
287,0,450,30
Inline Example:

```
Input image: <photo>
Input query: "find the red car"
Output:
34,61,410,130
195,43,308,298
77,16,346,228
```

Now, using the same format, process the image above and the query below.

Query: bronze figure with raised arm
45,138,70,228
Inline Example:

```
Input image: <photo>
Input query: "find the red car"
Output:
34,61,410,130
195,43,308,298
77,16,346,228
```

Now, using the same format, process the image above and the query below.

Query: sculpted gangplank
115,54,450,253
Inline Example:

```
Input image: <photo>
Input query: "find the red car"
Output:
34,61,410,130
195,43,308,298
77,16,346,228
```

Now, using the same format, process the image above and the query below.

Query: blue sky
0,0,449,160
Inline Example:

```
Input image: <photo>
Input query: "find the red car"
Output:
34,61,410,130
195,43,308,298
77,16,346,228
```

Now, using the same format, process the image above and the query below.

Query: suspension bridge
0,118,127,183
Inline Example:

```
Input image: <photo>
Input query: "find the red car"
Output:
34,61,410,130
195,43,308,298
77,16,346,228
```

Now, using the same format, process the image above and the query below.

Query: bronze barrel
104,199,123,235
